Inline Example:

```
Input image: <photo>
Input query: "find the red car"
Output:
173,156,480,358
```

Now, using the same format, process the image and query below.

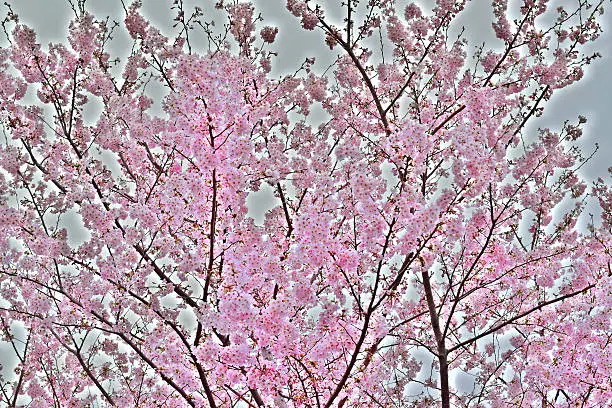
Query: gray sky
6,0,611,178
6,0,608,225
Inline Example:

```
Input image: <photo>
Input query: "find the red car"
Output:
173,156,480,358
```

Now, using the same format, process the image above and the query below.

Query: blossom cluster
0,0,609,407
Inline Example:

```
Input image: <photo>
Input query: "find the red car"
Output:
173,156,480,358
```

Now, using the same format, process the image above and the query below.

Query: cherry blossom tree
0,0,610,406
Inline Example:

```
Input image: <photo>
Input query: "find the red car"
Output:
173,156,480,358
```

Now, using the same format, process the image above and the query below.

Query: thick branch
448,284,595,353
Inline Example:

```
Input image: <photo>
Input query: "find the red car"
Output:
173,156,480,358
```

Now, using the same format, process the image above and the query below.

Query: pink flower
260,26,278,43
404,3,422,20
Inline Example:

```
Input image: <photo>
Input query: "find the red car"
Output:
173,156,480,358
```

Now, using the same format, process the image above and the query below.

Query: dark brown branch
277,182,294,237
67,62,79,138
323,311,372,408
431,104,465,135
115,331,196,407
155,313,217,408
204,169,218,303
383,13,448,115
422,270,450,408
315,14,391,136
511,85,549,139
225,386,258,408
67,331,117,406
324,219,396,407
483,7,532,87
448,284,596,353
292,356,322,408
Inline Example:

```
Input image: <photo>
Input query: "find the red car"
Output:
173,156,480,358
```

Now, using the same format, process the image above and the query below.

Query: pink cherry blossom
0,1,610,407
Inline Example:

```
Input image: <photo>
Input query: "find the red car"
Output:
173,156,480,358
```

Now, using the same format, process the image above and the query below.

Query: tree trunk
438,347,450,408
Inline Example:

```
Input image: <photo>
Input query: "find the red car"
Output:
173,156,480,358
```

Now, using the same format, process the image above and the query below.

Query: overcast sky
6,0,608,228
6,0,610,177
